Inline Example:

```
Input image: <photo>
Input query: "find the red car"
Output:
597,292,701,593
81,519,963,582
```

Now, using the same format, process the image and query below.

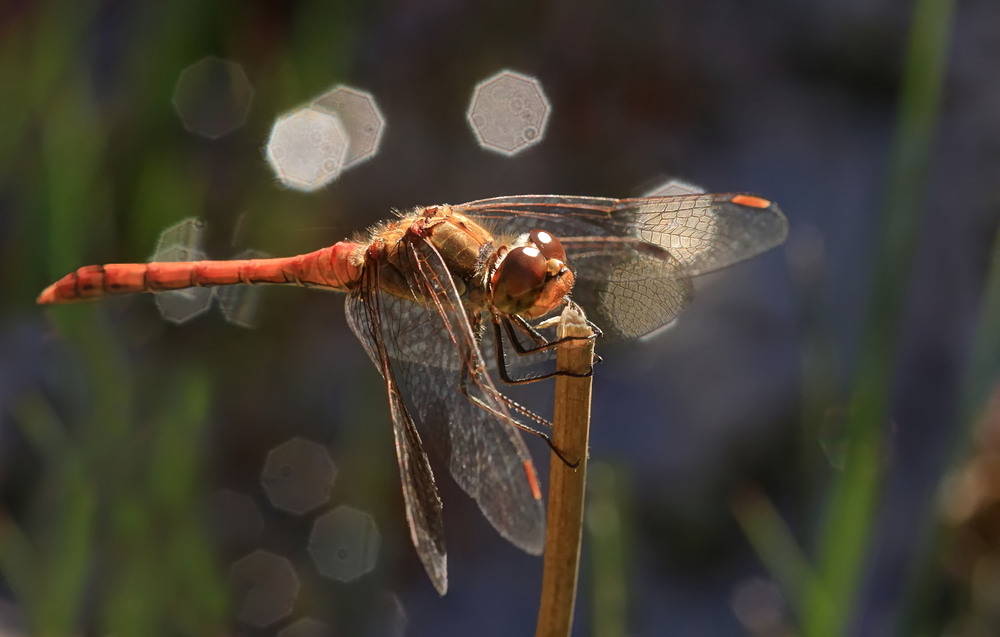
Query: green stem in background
587,462,629,637
804,0,956,634
733,485,826,622
535,302,596,637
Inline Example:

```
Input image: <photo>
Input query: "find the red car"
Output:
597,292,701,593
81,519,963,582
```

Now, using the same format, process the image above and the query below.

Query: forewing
457,193,787,338
349,232,546,557
345,278,448,594
458,193,787,275
611,194,788,276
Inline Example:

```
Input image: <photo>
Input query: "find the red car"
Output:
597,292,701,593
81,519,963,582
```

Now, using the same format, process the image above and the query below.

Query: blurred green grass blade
102,371,226,635
733,485,826,622
42,78,111,280
147,371,227,632
586,462,629,637
0,23,30,171
53,307,135,442
6,3,103,305
12,391,69,459
0,517,34,609
130,150,210,262
35,470,97,636
147,370,211,508
804,0,956,634
170,521,229,633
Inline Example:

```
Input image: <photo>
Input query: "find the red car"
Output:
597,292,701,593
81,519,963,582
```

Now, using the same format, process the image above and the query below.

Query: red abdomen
37,242,364,304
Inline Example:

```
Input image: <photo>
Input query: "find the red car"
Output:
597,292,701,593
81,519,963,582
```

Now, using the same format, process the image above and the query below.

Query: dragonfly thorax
367,205,497,304
417,206,490,280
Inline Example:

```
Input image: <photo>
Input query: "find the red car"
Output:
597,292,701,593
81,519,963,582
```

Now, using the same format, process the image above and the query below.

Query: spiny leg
491,315,600,385
458,351,580,468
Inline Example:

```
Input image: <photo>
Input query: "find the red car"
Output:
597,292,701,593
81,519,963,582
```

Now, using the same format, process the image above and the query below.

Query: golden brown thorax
372,205,494,302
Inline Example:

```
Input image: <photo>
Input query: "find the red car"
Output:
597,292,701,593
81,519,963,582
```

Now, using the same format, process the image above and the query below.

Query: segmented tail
37,242,364,304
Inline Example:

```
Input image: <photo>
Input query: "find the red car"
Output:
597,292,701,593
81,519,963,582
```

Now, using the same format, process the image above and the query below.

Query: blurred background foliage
1,0,998,635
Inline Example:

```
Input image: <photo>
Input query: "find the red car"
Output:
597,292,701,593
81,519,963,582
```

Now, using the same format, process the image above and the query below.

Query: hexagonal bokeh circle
149,217,213,324
312,85,385,168
308,505,380,583
266,107,348,191
172,56,253,139
466,70,551,156
229,550,300,628
260,437,337,515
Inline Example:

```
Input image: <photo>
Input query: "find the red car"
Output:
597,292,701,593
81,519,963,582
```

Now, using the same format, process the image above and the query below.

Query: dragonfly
38,191,788,594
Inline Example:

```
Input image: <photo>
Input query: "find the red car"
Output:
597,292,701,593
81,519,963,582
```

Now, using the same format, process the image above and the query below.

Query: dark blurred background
2,0,998,635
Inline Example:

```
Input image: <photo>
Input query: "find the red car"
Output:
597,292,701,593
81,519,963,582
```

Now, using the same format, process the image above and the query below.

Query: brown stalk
535,301,596,637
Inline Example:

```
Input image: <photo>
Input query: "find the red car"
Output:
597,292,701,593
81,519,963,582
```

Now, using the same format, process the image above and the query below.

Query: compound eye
494,246,546,300
529,229,565,262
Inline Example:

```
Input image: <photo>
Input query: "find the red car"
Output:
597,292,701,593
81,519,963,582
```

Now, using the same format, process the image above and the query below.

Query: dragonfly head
489,230,574,319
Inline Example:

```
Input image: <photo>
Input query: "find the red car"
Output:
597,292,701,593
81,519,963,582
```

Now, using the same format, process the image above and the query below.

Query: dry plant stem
535,302,595,637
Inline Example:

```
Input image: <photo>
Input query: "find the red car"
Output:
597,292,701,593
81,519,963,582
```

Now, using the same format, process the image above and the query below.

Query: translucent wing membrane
346,283,447,594
456,193,787,339
345,229,545,593
565,243,694,340
456,193,787,277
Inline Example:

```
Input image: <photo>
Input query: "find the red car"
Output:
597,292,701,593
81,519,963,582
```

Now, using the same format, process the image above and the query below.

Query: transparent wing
346,274,448,594
346,232,546,562
566,243,694,340
455,193,787,339
457,193,787,276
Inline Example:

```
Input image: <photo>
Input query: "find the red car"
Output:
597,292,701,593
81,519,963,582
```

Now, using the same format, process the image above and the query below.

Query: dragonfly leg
458,356,580,468
491,316,600,385
507,314,601,355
